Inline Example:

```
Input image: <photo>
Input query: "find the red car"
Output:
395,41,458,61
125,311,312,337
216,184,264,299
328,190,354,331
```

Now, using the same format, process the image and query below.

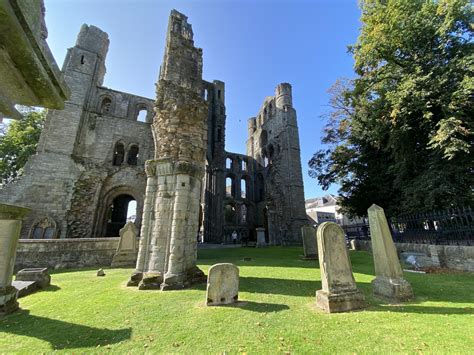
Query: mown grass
1,247,473,354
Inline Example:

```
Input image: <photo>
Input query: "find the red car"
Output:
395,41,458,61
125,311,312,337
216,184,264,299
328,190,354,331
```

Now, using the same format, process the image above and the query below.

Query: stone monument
301,225,317,259
206,263,239,306
128,11,207,290
368,204,414,302
0,203,30,316
256,228,266,247
316,222,366,313
111,222,138,267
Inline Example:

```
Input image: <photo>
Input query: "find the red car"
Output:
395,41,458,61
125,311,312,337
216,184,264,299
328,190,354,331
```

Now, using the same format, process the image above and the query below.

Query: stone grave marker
368,204,413,302
206,263,239,306
301,225,317,259
316,222,366,313
111,222,138,268
0,203,30,316
256,228,266,247
15,268,51,289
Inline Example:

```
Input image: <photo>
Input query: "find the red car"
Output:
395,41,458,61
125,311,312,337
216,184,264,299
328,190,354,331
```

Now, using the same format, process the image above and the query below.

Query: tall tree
309,0,473,216
0,109,46,186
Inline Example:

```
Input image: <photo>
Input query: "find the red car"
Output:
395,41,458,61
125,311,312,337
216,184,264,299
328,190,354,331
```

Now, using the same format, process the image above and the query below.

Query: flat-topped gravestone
12,280,37,298
316,222,366,313
206,263,239,306
301,225,317,259
15,268,50,289
0,203,30,316
111,222,138,268
368,204,413,302
256,228,266,247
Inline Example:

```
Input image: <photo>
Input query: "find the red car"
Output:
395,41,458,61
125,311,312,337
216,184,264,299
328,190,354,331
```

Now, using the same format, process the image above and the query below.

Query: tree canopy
309,0,473,216
0,109,46,186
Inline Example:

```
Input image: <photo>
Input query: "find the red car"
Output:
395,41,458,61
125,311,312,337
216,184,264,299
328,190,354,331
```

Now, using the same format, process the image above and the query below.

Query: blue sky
43,0,361,199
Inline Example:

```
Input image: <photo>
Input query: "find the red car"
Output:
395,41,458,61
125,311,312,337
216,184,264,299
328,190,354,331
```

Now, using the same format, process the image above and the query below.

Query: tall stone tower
130,11,208,290
247,83,307,245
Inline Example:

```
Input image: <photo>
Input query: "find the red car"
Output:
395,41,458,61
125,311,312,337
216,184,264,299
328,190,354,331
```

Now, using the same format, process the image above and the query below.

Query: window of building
127,145,139,165
29,217,57,239
226,176,234,197
241,178,248,199
113,142,125,166
226,157,233,170
136,108,148,122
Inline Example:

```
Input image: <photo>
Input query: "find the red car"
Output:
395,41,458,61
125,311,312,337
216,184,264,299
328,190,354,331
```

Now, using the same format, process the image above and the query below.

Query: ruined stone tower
130,11,208,290
246,83,307,244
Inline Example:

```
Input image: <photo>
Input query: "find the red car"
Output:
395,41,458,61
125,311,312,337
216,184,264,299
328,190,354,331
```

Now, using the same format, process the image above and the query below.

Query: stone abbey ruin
0,11,307,250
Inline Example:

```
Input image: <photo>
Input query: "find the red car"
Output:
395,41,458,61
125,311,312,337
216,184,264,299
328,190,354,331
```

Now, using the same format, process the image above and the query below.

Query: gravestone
316,222,366,313
15,268,50,288
111,222,138,267
301,225,317,259
368,204,413,302
206,263,239,306
0,203,30,316
256,228,266,247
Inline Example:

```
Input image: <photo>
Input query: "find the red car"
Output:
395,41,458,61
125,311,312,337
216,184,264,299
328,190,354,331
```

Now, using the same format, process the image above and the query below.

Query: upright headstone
301,225,317,259
0,203,30,316
316,222,365,313
368,204,413,302
256,228,266,247
111,222,138,267
206,263,239,306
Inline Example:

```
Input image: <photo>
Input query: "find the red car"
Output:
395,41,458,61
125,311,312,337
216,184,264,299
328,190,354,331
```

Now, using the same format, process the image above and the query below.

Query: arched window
226,176,234,197
242,160,247,171
241,178,248,199
127,145,139,165
240,204,248,224
136,108,148,122
29,217,58,239
100,97,112,115
113,142,125,166
226,157,233,170
105,194,136,237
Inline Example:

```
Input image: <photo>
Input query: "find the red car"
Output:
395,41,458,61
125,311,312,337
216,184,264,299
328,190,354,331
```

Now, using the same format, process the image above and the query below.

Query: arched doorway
104,194,136,237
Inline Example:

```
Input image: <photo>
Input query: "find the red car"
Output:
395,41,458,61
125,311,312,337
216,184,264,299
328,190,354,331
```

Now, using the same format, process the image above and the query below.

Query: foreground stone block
316,222,365,313
12,280,37,298
206,263,239,306
368,204,413,302
111,222,138,268
301,225,317,259
0,203,30,316
15,268,50,288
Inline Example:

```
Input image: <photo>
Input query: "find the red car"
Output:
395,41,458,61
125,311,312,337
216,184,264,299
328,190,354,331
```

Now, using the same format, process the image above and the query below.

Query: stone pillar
129,10,207,290
301,225,317,259
0,203,30,316
316,222,365,313
256,228,266,247
368,204,413,302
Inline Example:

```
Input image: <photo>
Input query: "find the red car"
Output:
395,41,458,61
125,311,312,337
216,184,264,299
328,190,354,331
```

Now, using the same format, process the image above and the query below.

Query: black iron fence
341,206,474,246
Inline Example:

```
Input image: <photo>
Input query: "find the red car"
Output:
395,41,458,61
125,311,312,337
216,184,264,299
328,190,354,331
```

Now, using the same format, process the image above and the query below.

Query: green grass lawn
1,247,473,354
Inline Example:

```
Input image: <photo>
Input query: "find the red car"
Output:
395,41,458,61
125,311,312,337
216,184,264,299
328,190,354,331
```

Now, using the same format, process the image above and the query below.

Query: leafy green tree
309,0,473,216
0,109,46,186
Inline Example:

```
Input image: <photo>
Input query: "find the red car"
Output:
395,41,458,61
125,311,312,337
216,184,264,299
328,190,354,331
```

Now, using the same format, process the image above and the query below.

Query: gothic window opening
240,204,248,224
226,157,233,169
127,145,139,165
100,97,112,114
136,108,148,122
241,178,248,199
226,176,235,197
29,217,58,239
242,160,247,171
113,142,125,166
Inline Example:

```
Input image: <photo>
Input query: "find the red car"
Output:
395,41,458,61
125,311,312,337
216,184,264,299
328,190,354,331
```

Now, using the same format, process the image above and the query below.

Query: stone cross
0,203,30,316
368,204,413,302
206,263,239,306
316,222,365,313
301,225,317,259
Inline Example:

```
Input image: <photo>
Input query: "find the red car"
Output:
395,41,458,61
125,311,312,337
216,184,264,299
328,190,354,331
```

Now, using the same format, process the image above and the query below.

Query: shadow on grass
42,285,61,292
236,301,290,313
367,304,474,315
0,310,131,350
240,276,320,297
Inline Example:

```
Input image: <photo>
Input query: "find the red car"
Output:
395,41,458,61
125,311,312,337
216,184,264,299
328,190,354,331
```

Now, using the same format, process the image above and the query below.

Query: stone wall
353,240,474,272
14,238,121,271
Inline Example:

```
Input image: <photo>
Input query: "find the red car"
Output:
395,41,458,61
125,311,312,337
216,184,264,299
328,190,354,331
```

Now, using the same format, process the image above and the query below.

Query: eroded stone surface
206,263,239,306
111,222,138,268
15,267,50,288
368,204,414,302
301,225,317,259
316,222,365,313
